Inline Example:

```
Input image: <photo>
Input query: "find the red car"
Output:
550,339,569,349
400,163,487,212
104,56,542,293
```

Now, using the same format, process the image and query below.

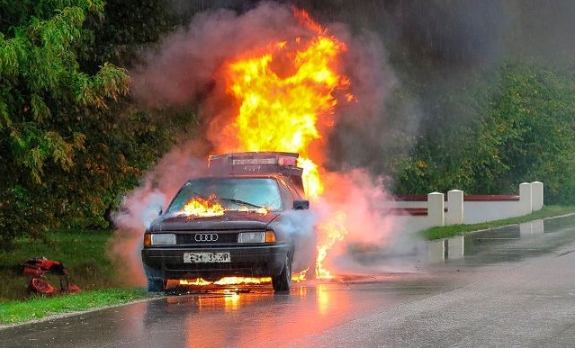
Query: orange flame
224,13,349,199
179,277,271,286
315,211,347,278
237,206,269,214
183,195,225,217
178,275,305,287
222,9,352,279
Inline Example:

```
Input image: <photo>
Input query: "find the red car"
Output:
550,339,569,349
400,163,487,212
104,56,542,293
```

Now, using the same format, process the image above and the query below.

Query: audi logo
194,233,219,242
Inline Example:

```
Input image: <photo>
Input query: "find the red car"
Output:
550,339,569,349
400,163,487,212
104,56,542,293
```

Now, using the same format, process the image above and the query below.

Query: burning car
141,152,314,293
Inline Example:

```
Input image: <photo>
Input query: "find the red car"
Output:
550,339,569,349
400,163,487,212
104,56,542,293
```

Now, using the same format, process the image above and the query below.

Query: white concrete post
427,240,446,263
428,192,445,227
448,236,465,259
446,189,464,225
520,219,544,236
519,182,532,216
531,181,544,211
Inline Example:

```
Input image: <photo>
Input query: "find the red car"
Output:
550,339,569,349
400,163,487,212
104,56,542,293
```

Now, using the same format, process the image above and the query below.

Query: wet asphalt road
1,215,574,347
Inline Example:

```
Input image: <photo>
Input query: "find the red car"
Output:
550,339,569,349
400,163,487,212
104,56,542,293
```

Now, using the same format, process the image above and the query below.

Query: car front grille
176,232,238,244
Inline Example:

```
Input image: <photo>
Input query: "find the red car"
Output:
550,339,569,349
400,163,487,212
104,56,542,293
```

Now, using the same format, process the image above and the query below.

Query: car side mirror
293,200,309,210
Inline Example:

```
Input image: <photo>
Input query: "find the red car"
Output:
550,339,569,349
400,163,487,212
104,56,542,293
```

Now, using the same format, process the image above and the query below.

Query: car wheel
272,253,292,293
147,277,166,293
143,264,165,293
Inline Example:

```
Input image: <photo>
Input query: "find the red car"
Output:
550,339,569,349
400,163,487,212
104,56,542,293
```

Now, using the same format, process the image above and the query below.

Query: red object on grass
21,257,81,295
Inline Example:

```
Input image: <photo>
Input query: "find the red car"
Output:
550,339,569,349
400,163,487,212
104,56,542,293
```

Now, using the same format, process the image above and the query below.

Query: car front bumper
141,244,290,280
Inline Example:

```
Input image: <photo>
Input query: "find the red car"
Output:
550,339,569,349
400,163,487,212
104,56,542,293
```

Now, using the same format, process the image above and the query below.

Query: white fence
389,181,544,230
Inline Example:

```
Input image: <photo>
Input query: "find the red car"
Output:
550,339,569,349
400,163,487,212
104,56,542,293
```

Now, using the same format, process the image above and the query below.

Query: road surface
1,215,573,347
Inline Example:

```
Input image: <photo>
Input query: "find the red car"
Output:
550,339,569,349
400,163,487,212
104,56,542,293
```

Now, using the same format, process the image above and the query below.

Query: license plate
183,252,231,263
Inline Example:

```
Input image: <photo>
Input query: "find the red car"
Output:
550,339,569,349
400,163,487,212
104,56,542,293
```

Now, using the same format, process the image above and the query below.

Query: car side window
277,179,296,210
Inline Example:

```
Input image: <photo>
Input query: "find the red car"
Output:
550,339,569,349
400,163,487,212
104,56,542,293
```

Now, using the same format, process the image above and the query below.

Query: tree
476,62,574,204
393,61,574,205
0,0,130,248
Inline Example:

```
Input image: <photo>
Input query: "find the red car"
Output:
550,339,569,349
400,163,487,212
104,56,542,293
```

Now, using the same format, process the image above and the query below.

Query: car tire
143,264,165,293
147,278,165,293
272,253,292,293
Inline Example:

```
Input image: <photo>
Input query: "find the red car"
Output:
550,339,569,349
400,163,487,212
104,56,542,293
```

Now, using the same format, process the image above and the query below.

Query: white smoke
114,189,166,232
272,209,319,274
107,141,210,284
309,169,421,275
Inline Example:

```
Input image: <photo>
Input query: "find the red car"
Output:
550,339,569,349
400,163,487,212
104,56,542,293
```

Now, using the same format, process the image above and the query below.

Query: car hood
149,211,281,232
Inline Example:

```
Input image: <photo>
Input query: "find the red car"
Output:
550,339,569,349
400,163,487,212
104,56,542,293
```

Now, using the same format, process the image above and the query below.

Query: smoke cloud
132,2,312,107
107,141,211,284
312,169,423,274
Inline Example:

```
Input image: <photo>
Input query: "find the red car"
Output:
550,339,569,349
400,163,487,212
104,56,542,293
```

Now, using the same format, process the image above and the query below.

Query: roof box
208,152,302,177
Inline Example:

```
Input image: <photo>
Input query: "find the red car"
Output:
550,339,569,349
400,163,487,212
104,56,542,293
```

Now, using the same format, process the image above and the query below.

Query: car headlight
238,230,276,243
147,233,176,246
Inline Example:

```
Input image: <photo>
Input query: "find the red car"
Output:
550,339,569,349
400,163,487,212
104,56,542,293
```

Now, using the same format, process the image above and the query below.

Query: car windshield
166,178,282,214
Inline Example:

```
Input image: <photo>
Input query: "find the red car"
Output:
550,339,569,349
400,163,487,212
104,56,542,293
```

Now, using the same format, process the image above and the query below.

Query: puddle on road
425,215,574,265
159,215,574,301
332,214,574,272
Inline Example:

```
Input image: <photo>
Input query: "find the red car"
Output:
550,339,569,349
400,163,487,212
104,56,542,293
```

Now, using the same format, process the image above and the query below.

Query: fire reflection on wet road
143,274,450,348
0,215,573,348
0,271,455,348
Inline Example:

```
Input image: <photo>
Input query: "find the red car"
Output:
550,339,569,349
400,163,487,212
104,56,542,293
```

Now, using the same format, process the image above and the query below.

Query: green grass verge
420,205,574,241
0,229,150,326
0,288,148,325
0,229,127,302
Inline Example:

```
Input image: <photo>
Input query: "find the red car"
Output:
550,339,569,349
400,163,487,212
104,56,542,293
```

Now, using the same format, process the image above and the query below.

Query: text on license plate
183,252,231,263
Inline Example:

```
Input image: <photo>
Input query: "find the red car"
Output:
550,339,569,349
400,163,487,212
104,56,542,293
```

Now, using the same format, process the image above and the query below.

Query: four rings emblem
194,233,219,242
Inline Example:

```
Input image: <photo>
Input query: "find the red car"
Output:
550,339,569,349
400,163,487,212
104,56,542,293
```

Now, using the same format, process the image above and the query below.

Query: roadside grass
419,205,574,241
1,230,124,301
0,288,148,325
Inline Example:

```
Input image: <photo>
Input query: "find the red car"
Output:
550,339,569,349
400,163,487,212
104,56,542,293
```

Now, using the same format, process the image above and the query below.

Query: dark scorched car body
141,152,313,293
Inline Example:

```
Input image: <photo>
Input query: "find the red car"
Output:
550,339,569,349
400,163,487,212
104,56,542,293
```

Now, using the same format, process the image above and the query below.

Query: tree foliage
0,0,201,250
0,0,131,248
475,62,574,203
393,61,574,205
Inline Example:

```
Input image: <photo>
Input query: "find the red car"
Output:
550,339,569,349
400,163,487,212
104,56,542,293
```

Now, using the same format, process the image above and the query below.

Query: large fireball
220,9,352,278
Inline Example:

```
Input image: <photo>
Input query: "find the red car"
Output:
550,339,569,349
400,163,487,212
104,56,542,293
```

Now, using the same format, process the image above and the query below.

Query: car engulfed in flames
141,152,315,293
141,7,357,291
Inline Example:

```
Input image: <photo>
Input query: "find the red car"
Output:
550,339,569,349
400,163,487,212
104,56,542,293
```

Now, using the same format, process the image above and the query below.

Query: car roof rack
208,152,303,178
